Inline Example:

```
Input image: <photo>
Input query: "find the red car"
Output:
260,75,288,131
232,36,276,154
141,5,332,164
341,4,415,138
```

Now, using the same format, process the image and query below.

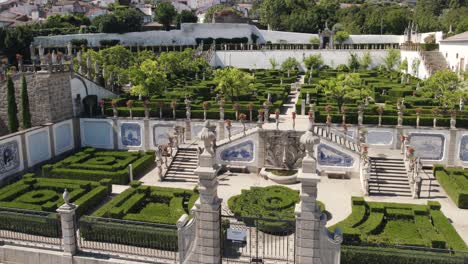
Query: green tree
127,59,168,96
155,2,177,31
384,48,401,71
422,70,462,109
21,75,31,129
281,57,300,72
204,5,242,23
348,53,360,71
334,31,349,47
92,8,143,33
269,58,278,70
360,51,372,70
319,73,365,112
400,58,408,74
6,76,19,133
258,0,286,30
177,10,197,28
303,54,323,71
213,68,254,102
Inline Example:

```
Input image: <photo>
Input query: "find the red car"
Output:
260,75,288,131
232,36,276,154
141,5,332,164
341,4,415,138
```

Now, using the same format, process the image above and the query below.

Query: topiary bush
0,174,112,237
433,165,468,209
42,148,155,185
79,184,198,250
331,197,467,250
228,186,326,233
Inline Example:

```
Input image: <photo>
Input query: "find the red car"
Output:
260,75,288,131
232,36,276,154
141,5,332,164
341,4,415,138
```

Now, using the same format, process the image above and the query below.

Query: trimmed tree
21,75,31,129
6,76,19,132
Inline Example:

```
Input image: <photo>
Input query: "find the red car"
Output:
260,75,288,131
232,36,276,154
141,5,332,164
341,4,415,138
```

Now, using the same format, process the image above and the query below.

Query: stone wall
0,72,73,136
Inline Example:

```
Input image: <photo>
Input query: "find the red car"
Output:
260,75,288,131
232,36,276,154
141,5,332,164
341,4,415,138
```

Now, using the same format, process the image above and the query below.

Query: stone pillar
112,118,119,150
447,129,458,167
301,99,306,115
144,118,150,151
295,120,342,264
45,123,56,158
186,121,221,264
295,121,322,264
185,120,192,141
56,199,77,256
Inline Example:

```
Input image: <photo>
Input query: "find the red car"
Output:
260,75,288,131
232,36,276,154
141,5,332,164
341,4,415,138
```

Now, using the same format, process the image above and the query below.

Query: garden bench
324,170,349,179
226,165,248,173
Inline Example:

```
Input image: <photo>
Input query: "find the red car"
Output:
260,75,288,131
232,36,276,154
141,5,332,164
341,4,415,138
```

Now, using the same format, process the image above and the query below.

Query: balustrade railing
0,207,62,250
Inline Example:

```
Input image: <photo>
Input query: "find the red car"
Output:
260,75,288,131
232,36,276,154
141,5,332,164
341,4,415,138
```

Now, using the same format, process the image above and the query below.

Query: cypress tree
21,75,31,129
6,76,19,133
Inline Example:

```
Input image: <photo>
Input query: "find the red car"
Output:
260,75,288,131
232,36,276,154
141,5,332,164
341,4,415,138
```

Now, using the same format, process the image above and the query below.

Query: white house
439,31,468,75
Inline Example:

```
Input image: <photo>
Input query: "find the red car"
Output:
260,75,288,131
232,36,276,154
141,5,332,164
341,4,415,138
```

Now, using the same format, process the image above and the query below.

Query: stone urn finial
300,118,319,159
200,120,216,155
63,189,71,206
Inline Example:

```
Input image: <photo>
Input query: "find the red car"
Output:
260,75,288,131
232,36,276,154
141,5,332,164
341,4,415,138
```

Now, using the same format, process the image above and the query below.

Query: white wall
25,127,51,167
34,23,404,48
439,42,468,74
213,50,388,70
70,76,117,101
400,50,430,80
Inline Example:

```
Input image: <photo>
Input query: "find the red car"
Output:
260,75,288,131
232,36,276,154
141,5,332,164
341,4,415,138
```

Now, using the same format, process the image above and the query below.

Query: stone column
295,120,342,264
447,129,458,167
301,99,306,115
56,198,77,256
295,121,322,264
186,121,221,264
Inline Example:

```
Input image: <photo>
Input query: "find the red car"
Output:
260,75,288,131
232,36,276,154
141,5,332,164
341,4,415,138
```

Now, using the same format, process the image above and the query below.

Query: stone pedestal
447,129,458,167
185,120,192,141
184,121,221,264
218,121,225,139
301,99,306,115
56,203,77,256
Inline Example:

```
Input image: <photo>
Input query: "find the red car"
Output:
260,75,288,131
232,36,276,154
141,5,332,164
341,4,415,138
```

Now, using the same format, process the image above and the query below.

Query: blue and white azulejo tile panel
317,144,354,167
409,133,445,160
459,135,468,162
220,140,254,162
121,123,142,147
367,131,393,145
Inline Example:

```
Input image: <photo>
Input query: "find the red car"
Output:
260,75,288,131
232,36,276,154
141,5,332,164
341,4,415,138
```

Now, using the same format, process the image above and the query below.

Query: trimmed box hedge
0,174,112,237
228,185,326,233
42,148,155,185
434,165,468,209
79,184,198,250
331,197,467,251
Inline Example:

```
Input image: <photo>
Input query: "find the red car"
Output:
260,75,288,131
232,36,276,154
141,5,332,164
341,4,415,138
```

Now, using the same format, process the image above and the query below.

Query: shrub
42,148,155,185
331,198,467,250
434,166,468,209
0,175,112,237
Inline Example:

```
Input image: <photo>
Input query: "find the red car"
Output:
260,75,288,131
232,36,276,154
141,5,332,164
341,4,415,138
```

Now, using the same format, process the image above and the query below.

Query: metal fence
78,216,179,263
0,206,62,250
221,215,296,264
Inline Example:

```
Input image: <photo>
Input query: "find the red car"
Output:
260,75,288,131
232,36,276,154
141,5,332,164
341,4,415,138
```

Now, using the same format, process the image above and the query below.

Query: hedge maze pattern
332,197,467,251
0,174,111,237
42,148,155,184
79,183,198,250
434,166,468,209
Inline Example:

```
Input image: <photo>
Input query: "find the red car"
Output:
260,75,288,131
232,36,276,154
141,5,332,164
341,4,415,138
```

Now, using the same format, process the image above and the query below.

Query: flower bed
41,148,155,185
331,197,467,251
433,165,468,209
0,174,111,237
79,182,198,250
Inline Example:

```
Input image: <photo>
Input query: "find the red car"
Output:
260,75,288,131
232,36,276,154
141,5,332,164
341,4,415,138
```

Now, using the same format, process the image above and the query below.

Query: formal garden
41,148,155,185
434,166,468,209
0,173,111,237
332,197,467,251
80,181,198,250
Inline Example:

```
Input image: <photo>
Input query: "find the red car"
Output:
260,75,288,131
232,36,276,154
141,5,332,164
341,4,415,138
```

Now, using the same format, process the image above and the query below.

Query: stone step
369,185,411,192
169,163,197,168
369,191,412,197
370,160,405,165
165,172,198,178
369,183,411,190
369,179,411,185
370,171,408,176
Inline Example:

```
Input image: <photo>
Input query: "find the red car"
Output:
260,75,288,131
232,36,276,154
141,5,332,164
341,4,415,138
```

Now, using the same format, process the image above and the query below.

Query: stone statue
460,97,464,111
200,121,216,156
67,42,72,57
86,54,92,79
357,104,364,126
63,189,71,206
185,96,191,120
397,110,403,127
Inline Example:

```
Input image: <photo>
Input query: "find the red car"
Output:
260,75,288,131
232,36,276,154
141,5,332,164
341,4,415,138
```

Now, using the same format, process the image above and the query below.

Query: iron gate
221,215,296,264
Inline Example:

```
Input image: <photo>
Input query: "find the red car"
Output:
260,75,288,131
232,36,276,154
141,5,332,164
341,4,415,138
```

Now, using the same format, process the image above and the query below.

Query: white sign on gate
227,228,247,241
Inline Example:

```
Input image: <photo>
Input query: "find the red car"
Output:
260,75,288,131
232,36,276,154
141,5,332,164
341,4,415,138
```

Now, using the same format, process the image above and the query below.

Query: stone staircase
164,148,199,183
368,157,412,197
313,126,359,153
421,51,448,74
419,165,445,199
